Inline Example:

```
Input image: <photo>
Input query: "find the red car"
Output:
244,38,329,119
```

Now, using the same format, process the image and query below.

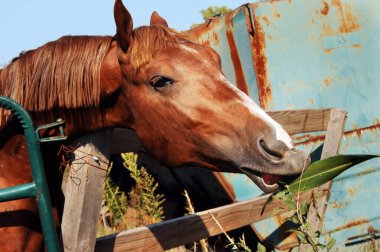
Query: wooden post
299,109,347,251
61,130,112,252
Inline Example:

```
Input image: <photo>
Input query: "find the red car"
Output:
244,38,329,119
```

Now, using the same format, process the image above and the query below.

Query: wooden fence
60,108,346,251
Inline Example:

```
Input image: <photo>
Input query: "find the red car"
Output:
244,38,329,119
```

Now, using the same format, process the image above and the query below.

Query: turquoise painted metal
188,0,380,250
0,96,61,252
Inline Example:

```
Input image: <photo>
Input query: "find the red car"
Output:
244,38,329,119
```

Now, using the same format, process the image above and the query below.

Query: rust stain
293,133,326,146
333,0,360,34
202,40,211,47
294,122,380,146
359,167,379,176
225,29,249,95
323,77,333,87
225,11,235,28
320,1,330,16
212,31,220,45
330,201,342,209
322,24,335,36
347,187,359,196
252,12,272,109
324,48,334,54
352,43,362,48
322,0,361,36
328,218,369,234
344,122,380,142
262,16,270,26
184,13,224,43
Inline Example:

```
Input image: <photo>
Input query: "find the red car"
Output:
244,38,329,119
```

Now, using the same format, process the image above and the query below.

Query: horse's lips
239,167,281,193
261,173,282,185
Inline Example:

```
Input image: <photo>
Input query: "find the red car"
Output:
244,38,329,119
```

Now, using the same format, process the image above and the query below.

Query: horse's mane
128,26,189,72
0,36,112,111
0,26,188,129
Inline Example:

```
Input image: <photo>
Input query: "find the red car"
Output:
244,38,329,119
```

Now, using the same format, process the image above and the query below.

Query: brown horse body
0,1,309,250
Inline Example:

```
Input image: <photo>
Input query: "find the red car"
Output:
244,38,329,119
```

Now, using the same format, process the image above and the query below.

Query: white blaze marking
273,119,294,149
256,107,294,149
178,44,199,55
211,66,294,149
227,82,294,149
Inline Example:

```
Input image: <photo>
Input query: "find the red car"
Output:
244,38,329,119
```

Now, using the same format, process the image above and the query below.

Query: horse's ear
150,11,169,27
114,0,133,52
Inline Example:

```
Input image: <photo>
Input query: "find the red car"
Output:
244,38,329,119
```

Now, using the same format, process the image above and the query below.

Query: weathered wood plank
95,191,313,252
320,109,347,159
299,109,347,251
61,130,112,252
267,109,332,134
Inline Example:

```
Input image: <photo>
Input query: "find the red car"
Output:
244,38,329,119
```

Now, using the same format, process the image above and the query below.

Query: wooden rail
61,108,346,252
95,191,313,251
267,108,332,134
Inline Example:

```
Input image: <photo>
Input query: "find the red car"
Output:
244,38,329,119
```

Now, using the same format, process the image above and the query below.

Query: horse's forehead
167,43,220,69
176,44,200,55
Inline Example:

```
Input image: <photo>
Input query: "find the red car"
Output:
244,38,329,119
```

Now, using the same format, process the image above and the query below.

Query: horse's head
112,0,310,193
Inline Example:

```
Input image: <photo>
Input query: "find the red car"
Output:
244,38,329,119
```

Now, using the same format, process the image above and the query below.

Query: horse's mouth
239,167,284,193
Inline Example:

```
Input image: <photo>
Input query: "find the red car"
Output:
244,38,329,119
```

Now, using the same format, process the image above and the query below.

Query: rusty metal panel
187,5,260,102
188,0,380,250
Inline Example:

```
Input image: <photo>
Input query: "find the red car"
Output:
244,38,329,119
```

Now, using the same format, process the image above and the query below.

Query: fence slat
95,190,313,252
299,109,347,251
61,130,112,252
268,109,332,134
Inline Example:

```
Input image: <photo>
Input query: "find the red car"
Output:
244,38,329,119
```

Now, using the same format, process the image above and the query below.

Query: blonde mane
0,26,188,128
0,36,112,111
127,26,188,71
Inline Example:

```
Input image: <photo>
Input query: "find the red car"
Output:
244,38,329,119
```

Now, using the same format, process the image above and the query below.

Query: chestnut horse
0,0,309,250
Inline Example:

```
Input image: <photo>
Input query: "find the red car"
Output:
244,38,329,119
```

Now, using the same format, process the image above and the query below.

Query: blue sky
0,0,251,66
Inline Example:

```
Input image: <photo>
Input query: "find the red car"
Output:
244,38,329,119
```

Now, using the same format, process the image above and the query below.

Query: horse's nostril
259,139,284,161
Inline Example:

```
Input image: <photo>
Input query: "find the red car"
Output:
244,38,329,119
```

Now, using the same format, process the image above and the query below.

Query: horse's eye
149,76,174,90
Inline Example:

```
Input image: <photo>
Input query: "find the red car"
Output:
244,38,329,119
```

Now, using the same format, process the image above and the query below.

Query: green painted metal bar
0,182,37,202
0,96,61,252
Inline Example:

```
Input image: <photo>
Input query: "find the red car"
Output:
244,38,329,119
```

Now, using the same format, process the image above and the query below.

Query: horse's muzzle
239,140,311,193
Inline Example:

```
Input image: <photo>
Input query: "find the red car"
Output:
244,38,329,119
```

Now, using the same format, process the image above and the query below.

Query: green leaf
286,155,378,193
296,232,308,244
304,221,310,230
300,201,308,216
284,197,296,210
256,242,266,252
306,234,316,245
317,243,326,249
327,237,336,251
290,214,300,224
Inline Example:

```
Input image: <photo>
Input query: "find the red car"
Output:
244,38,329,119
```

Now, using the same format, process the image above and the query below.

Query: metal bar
0,182,37,202
0,96,61,252
36,118,67,143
